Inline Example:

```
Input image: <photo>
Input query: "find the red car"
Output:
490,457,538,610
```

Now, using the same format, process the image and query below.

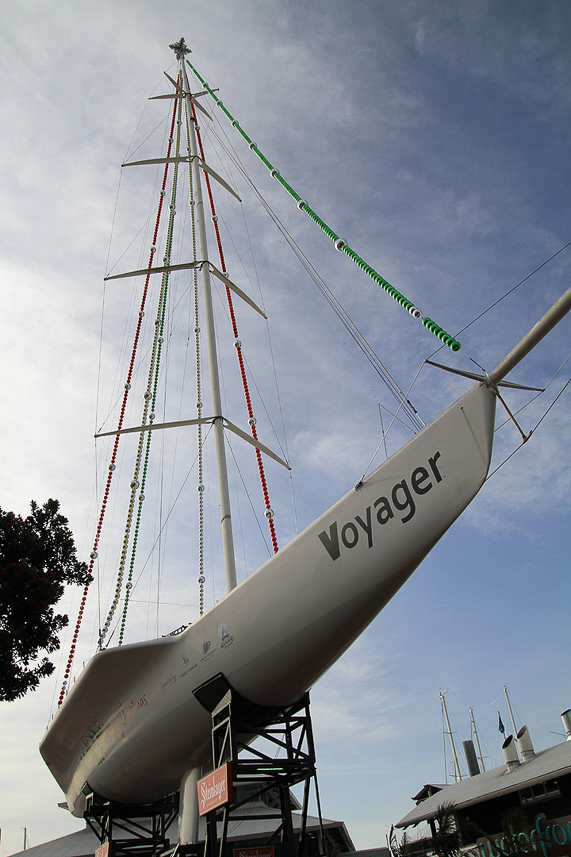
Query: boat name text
318,452,443,561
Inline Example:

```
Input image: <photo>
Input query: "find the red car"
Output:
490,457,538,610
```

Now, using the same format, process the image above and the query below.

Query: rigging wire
57,97,180,704
422,238,571,371
190,98,280,554
101,436,209,646
193,165,293,464
494,352,571,435
421,242,571,481
131,435,211,604
485,376,570,482
225,436,273,559
64,58,570,681
358,362,427,482
114,94,183,646
187,59,461,352
194,73,571,467
454,239,571,339
193,114,424,435
125,111,174,163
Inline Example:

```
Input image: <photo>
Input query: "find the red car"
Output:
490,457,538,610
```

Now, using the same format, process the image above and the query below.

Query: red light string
191,105,279,554
57,96,180,705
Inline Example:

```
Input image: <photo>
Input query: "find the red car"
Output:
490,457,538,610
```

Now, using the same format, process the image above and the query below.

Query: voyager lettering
318,452,443,561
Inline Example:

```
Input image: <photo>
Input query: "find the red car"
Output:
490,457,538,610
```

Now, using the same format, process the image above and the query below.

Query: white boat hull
40,382,496,816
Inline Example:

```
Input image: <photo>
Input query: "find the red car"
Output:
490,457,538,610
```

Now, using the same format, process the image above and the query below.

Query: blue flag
498,712,505,735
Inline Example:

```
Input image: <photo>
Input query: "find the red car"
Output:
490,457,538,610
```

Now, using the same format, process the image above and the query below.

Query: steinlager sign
197,762,233,816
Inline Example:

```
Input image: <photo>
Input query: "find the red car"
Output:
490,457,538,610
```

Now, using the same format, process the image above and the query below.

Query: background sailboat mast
440,692,462,782
180,53,237,593
469,706,486,772
504,685,518,736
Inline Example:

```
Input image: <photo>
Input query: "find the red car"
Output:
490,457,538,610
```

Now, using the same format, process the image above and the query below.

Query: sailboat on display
40,39,571,836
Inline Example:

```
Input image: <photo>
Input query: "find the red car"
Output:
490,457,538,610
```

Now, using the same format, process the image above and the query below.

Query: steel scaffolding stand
180,672,325,857
84,791,179,856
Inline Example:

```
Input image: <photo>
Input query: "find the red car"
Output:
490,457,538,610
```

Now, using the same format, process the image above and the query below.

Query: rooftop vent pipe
562,709,571,741
502,735,521,772
516,725,535,762
463,739,481,776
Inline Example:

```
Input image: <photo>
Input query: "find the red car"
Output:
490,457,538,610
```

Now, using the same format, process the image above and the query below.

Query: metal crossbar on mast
188,92,281,555
57,96,181,702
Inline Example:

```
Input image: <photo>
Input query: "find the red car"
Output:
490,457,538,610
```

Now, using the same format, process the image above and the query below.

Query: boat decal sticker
180,662,198,679
218,623,235,649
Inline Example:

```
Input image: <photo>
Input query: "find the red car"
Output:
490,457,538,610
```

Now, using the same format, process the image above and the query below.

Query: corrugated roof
396,739,571,828
9,827,98,857
411,784,448,803
10,804,352,856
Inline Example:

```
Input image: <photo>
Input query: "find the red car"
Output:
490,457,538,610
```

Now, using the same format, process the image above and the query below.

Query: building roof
411,784,448,803
9,827,97,857
10,804,354,857
395,739,571,828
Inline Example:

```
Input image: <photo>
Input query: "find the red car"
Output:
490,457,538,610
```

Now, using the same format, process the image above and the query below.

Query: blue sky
0,1,570,854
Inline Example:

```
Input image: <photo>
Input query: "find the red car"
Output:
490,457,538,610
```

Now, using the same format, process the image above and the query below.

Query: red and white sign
95,844,112,857
233,848,275,857
197,762,233,816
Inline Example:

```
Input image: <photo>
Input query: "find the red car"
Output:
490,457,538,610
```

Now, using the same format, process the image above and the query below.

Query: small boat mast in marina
39,37,571,847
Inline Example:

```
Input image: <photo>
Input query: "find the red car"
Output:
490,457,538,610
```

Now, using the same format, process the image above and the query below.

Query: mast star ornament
169,37,191,60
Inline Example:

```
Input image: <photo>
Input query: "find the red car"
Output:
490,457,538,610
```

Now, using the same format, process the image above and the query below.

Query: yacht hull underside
40,383,496,816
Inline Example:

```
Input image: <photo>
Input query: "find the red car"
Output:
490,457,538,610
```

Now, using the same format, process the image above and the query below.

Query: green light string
186,59,461,353
116,260,171,645
112,101,181,646
95,99,179,649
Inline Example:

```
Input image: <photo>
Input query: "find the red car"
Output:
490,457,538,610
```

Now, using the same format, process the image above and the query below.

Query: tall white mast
440,692,462,782
170,37,238,849
179,45,237,593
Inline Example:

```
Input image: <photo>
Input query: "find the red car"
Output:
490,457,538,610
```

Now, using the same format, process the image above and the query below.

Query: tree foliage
432,803,462,857
0,499,90,701
388,825,410,857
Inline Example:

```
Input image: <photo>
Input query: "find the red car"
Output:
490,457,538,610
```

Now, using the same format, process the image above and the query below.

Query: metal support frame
181,673,324,857
84,791,179,856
